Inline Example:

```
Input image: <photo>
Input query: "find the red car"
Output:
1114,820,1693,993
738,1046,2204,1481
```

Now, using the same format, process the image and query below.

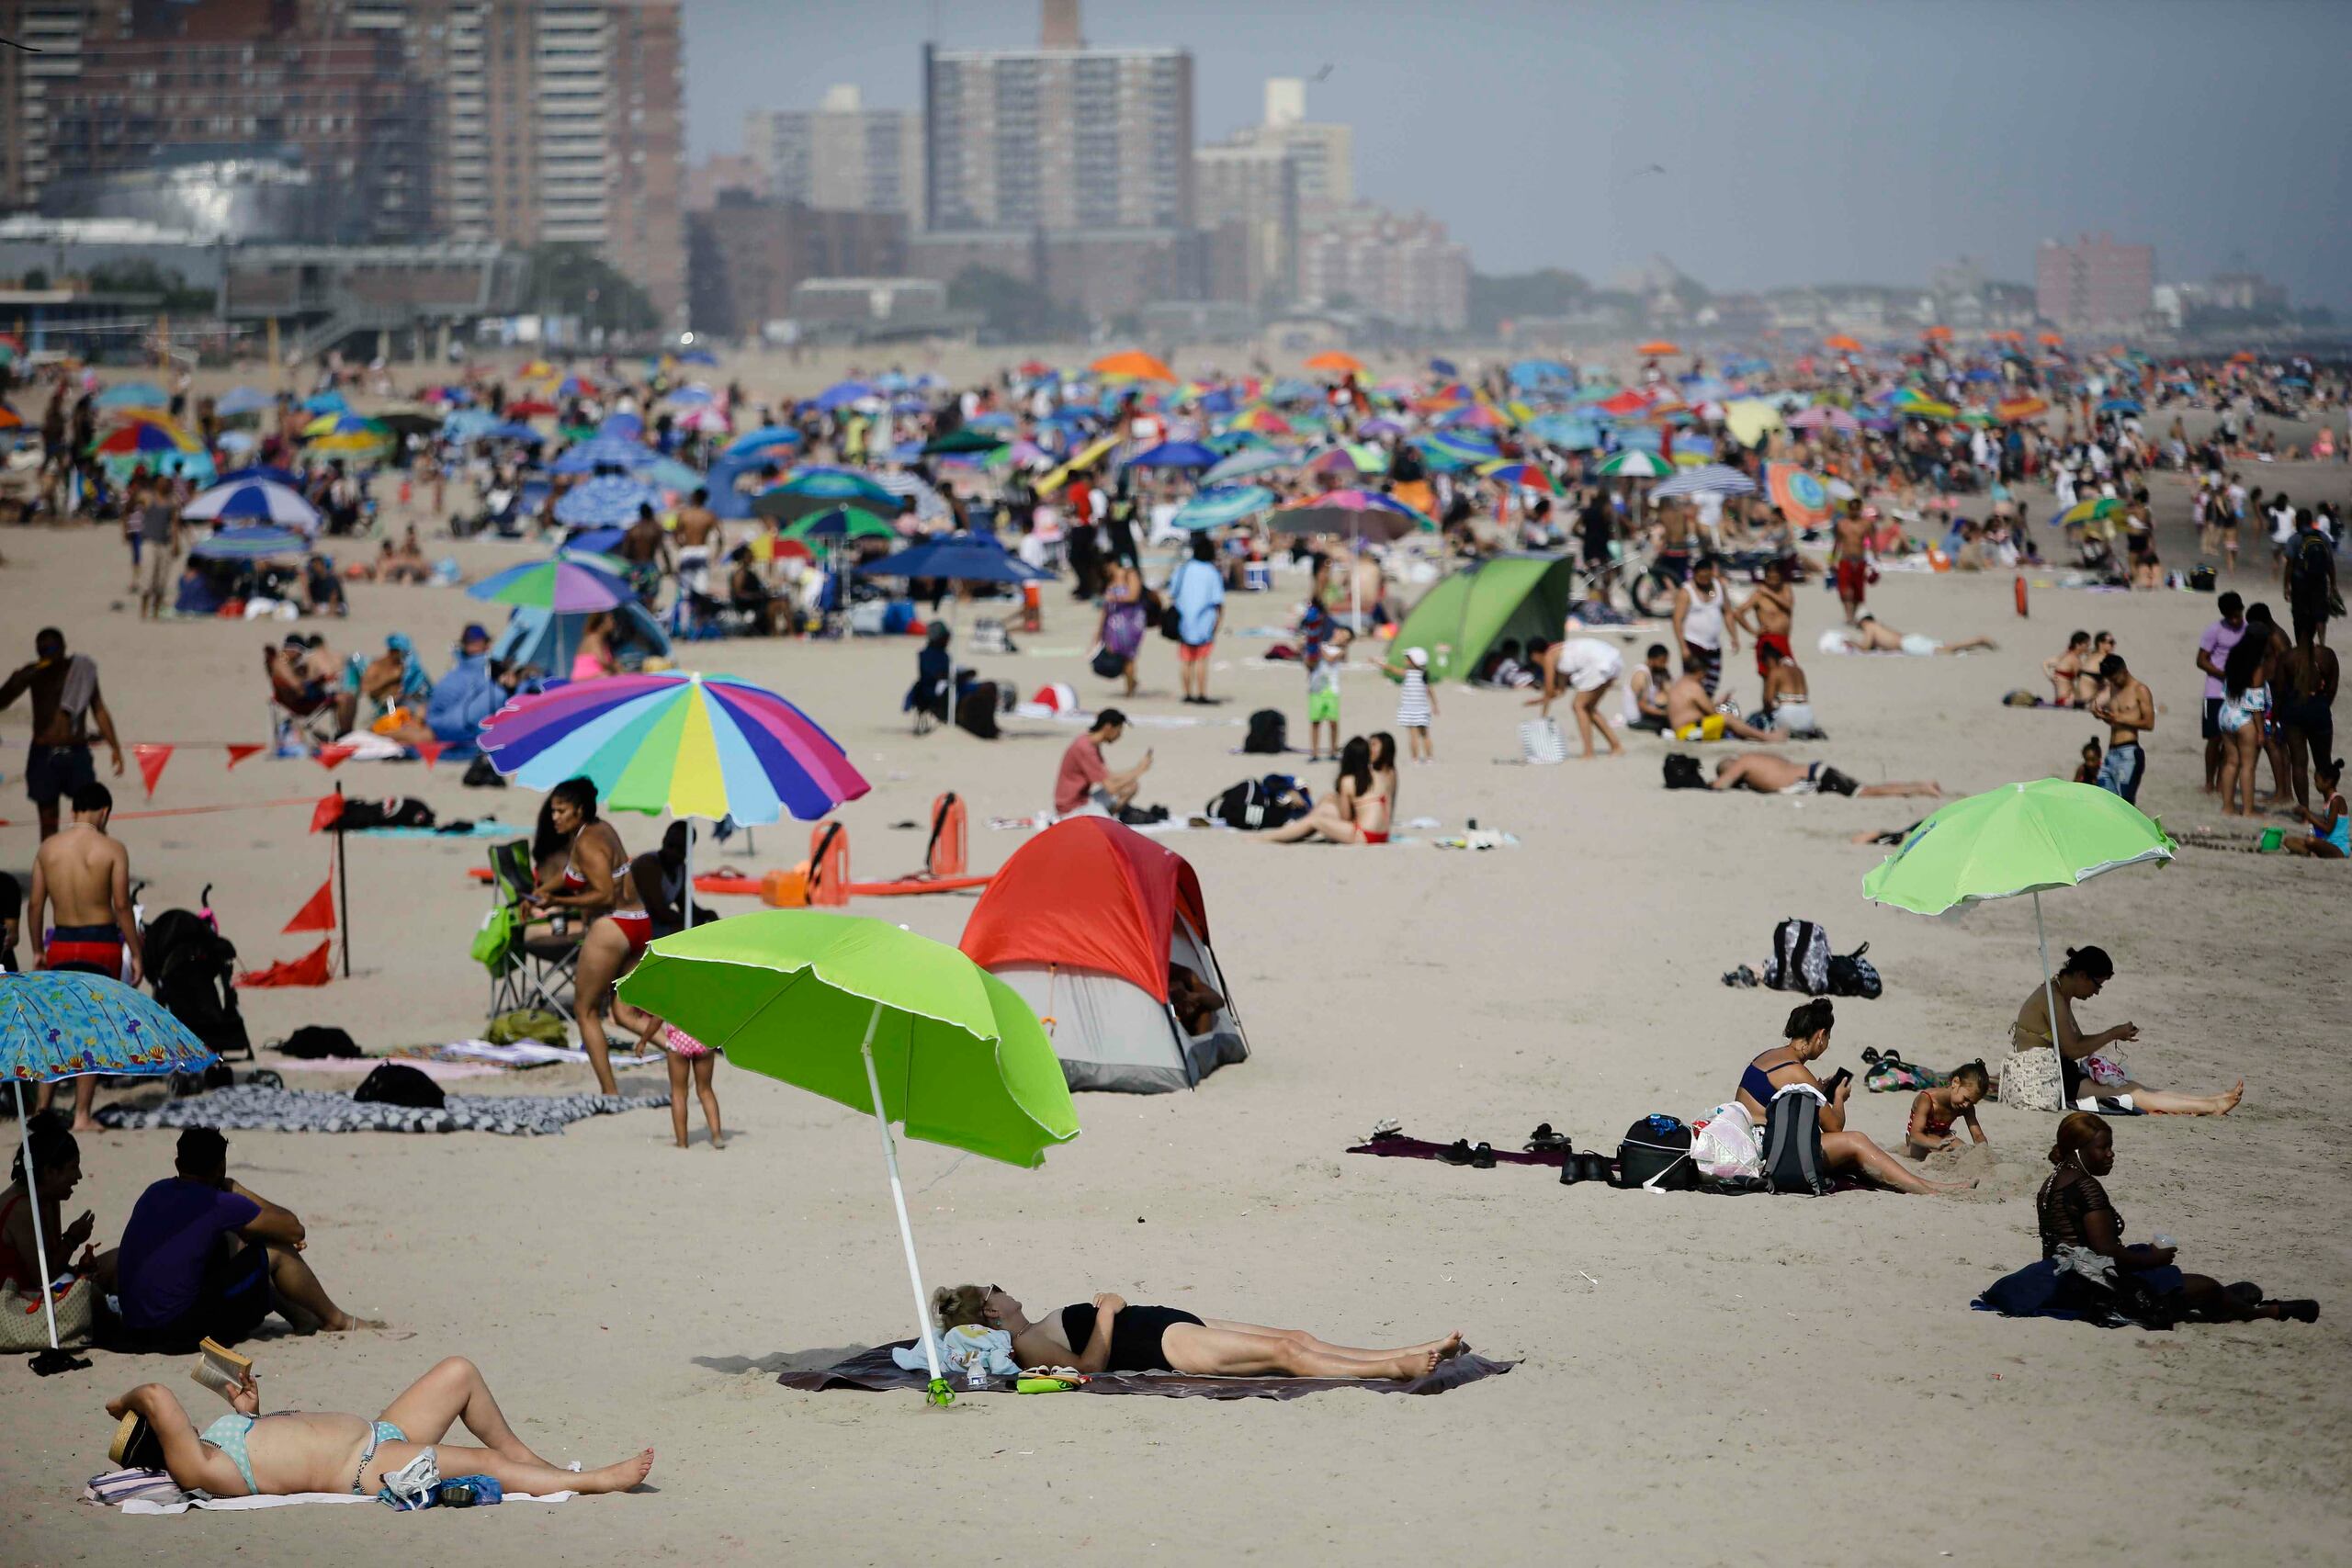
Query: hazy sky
684,0,2352,310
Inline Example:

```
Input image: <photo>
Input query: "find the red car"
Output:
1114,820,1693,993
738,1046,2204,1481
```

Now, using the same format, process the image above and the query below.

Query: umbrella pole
2035,889,2064,1109
682,818,694,930
856,1003,950,1404
12,1082,61,1351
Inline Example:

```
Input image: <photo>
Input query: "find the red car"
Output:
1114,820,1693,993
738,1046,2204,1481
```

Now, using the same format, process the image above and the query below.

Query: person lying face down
1708,752,1941,799
933,1284,1464,1381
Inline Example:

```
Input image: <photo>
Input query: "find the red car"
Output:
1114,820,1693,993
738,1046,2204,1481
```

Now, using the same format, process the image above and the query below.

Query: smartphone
1823,1067,1853,1097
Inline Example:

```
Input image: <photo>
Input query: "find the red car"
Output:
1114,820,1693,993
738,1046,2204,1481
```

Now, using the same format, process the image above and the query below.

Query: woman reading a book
106,1355,654,1499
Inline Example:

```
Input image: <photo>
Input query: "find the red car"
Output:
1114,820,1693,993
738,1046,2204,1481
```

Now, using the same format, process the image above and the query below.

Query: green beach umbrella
617,911,1079,1402
783,505,898,543
1594,448,1676,479
2056,496,2123,527
1862,780,2176,1102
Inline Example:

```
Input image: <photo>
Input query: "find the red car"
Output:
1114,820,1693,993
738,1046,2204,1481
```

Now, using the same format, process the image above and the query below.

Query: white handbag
1518,717,1567,766
2000,1046,2064,1112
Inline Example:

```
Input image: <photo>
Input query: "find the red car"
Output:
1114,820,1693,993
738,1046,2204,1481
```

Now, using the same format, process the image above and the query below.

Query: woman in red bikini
526,777,656,1094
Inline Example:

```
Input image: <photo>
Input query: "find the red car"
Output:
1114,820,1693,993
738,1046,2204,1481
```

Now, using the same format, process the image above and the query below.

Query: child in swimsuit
1905,1060,1990,1159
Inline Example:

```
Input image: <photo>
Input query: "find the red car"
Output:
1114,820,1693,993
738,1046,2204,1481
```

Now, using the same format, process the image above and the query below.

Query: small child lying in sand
1905,1060,1990,1159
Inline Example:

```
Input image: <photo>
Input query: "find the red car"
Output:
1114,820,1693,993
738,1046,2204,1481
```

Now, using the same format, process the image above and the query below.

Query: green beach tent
1385,555,1580,682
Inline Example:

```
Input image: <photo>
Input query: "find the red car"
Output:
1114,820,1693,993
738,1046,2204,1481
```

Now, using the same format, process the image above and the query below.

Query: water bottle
966,1359,987,1393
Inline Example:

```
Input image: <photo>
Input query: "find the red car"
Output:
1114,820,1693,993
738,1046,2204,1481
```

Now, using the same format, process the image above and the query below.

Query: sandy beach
2,355,2349,1566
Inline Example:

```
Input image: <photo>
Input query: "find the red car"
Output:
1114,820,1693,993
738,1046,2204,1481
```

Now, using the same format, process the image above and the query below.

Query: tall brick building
2035,234,2154,331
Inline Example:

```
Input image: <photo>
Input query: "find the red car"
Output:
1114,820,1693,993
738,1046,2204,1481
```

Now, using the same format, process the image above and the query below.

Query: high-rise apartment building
1238,76,1351,208
1194,139,1295,307
1297,203,1469,331
6,0,430,242
743,85,922,219
921,6,1193,234
2036,234,2154,331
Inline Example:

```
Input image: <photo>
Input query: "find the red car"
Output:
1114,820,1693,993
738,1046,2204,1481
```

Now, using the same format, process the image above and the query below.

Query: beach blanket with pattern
776,1339,1513,1401
96,1085,667,1136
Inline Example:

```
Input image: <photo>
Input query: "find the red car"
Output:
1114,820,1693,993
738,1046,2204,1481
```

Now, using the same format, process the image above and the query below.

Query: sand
2,366,2348,1565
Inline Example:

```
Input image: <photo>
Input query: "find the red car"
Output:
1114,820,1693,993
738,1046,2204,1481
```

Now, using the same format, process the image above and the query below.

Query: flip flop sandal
1369,1119,1404,1142
1860,1047,1884,1066
1523,1123,1572,1154
1438,1138,1476,1166
1469,1142,1497,1169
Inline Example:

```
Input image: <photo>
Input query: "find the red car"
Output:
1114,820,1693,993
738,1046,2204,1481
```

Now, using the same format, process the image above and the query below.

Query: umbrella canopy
1786,405,1860,434
1200,446,1298,486
1125,439,1220,469
1089,349,1178,383
93,417,200,457
468,558,634,613
1634,340,1682,356
619,912,1078,1169
1526,414,1603,450
785,504,899,542
479,671,869,825
1593,448,1676,479
1650,465,1758,500
752,467,898,522
1267,489,1432,542
858,534,1051,585
95,381,169,410
1305,350,1365,375
301,390,351,415
921,427,1005,456
616,911,1079,1399
1861,780,2175,916
1305,443,1386,479
551,434,654,474
2057,496,2123,526
1476,459,1562,495
1766,462,1834,526
3,970,218,1350
1170,485,1278,529
215,387,273,417
554,475,662,527
189,525,311,560
183,479,322,530
810,380,876,412
724,425,804,460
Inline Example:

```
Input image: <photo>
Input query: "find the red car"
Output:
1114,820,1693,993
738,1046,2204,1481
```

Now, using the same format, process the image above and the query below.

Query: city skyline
681,0,2352,311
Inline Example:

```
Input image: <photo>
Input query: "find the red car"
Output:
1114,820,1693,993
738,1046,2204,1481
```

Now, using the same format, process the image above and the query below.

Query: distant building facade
743,85,922,220
1296,203,1468,331
1193,140,1295,307
685,197,908,338
2036,234,2154,331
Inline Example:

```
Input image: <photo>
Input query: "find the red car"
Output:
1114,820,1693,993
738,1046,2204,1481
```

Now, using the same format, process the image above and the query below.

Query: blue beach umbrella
1171,485,1277,530
555,475,662,527
215,387,273,418
858,534,1051,585
190,525,311,560
183,479,323,530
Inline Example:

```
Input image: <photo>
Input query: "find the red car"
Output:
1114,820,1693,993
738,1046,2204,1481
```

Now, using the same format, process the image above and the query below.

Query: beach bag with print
1761,1083,1831,1195
1519,717,1567,766
1761,919,1831,996
0,1275,97,1350
2001,1047,2064,1112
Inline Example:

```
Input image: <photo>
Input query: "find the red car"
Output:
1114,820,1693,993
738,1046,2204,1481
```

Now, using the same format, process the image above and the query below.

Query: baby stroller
144,886,254,1078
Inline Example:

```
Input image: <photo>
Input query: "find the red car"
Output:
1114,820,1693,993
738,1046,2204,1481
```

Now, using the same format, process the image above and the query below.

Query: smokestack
1041,0,1081,49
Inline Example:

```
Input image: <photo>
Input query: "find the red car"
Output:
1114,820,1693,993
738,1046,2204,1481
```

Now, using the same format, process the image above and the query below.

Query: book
189,1337,253,1401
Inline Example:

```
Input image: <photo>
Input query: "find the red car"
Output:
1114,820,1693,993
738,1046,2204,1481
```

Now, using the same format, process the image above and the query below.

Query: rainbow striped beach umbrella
480,671,868,826
468,557,634,613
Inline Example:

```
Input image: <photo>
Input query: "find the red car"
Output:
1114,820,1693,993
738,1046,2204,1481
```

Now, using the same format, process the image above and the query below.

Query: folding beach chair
480,839,580,1020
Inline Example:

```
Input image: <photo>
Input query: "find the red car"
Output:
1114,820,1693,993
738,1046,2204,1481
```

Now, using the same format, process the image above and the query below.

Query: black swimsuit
1058,1303,1204,1372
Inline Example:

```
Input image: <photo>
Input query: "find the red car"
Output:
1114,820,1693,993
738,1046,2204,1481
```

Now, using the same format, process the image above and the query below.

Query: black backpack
354,1061,445,1110
1662,753,1706,790
336,797,435,831
1826,942,1883,999
1611,1114,1697,1190
143,909,252,1061
277,1025,361,1059
1763,919,1831,995
1242,709,1287,754
1206,774,1308,830
1761,1085,1831,1194
462,754,507,789
954,684,1001,739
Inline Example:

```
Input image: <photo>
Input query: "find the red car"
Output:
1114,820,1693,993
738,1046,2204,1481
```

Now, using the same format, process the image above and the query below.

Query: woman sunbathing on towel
104,1356,652,1499
939,1285,1462,1381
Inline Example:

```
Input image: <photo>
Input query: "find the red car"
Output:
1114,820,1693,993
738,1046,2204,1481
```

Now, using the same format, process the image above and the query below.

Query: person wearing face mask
2037,1112,2315,1324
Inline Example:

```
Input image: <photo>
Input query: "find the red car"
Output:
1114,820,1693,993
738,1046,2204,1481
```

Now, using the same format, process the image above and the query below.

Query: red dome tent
959,818,1250,1093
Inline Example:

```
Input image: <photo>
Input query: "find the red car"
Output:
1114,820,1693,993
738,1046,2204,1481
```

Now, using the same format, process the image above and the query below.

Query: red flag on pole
309,794,345,833
282,872,337,933
314,744,356,772
224,744,266,769
132,743,174,798
236,939,333,988
414,739,446,770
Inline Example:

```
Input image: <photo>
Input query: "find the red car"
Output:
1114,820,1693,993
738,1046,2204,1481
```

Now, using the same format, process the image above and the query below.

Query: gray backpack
1763,919,1831,996
1761,1084,1830,1194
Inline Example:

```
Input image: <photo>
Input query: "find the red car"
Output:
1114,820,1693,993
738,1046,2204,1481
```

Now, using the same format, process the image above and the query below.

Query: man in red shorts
1831,501,1871,625
1736,557,1796,676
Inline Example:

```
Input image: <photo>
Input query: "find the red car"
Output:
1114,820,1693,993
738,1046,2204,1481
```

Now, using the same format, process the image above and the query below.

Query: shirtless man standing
1831,501,1871,625
1664,669,1780,744
673,488,722,616
1734,558,1796,677
29,782,142,1130
1,627,127,840
2088,651,2154,804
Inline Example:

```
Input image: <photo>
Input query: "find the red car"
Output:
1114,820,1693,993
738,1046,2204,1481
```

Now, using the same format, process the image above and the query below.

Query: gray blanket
96,1085,668,1137
776,1340,1513,1401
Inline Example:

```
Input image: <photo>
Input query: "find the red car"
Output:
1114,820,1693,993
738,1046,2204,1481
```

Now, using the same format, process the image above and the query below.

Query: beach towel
85,1469,575,1513
1972,1257,2188,1327
1347,1136,1568,1168
95,1085,668,1136
353,820,514,840
779,1339,1512,1401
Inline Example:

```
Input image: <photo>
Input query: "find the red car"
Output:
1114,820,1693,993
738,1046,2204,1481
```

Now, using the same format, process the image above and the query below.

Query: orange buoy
927,792,967,877
808,821,850,907
2014,574,2030,618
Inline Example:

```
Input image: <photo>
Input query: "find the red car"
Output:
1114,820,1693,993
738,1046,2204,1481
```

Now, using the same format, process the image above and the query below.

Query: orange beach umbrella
1090,350,1177,384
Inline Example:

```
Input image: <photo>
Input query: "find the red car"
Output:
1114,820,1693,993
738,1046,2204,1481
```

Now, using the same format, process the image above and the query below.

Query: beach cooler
1242,561,1272,592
